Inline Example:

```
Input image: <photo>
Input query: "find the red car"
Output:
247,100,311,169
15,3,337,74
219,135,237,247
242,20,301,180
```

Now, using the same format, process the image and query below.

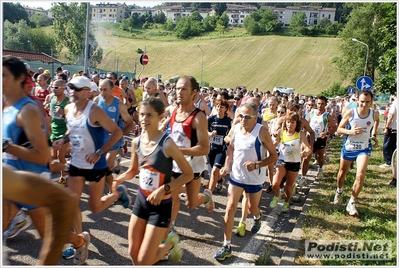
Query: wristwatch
95,148,104,156
255,162,260,169
164,184,171,194
3,138,11,152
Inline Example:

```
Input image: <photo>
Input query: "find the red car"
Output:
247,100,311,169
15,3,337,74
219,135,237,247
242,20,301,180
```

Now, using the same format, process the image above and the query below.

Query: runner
113,97,193,264
95,78,134,192
52,76,130,265
3,55,51,241
333,90,379,216
301,96,336,180
206,100,232,192
167,75,212,234
269,111,312,212
215,102,277,261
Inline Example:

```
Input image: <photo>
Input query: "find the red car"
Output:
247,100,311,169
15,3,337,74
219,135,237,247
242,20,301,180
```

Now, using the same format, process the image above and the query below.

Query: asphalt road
3,133,319,266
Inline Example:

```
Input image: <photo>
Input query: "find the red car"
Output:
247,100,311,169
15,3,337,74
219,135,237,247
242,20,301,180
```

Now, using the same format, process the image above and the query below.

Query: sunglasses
277,111,285,114
51,86,64,90
238,114,255,119
69,85,88,92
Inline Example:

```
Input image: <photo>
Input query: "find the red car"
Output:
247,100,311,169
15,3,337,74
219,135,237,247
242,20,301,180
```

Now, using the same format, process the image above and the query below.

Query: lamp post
108,40,117,73
351,38,369,77
196,44,204,87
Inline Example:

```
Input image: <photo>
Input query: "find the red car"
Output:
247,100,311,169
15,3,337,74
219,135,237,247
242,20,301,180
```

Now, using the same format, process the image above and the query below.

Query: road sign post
140,54,149,65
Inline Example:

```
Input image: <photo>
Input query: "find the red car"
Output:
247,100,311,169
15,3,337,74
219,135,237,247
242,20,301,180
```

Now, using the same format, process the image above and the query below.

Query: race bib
139,168,161,192
345,140,366,151
210,135,223,145
70,135,84,151
49,107,64,120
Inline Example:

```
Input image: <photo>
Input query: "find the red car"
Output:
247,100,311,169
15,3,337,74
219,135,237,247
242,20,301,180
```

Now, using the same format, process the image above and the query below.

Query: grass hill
73,24,344,95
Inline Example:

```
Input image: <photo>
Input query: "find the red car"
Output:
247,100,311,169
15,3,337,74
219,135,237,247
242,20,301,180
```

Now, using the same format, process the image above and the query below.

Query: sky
17,1,167,10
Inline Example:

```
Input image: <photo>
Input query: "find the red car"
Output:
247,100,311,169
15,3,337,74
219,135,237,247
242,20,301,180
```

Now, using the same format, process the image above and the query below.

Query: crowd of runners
2,55,397,265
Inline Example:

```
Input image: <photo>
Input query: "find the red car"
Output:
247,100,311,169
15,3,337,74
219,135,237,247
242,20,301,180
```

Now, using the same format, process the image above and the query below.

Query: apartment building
91,2,130,23
261,5,336,26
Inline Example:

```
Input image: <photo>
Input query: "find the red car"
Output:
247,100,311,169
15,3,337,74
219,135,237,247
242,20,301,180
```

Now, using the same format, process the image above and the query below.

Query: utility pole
84,2,90,74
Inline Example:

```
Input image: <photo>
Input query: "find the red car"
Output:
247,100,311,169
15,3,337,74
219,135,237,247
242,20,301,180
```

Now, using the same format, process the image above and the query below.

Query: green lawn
50,23,345,95
297,135,397,265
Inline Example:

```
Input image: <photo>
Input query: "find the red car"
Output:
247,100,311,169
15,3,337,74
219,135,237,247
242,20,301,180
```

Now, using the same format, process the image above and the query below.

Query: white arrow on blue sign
356,76,373,91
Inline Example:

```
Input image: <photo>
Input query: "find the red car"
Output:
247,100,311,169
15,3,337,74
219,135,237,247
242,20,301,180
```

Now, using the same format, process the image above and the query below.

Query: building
261,5,336,27
22,5,47,17
91,2,130,23
213,4,258,26
156,5,199,23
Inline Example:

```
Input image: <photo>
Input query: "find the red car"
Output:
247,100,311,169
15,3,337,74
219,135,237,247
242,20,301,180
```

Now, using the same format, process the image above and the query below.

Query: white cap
24,63,30,70
68,76,91,89
90,82,98,92
299,100,304,105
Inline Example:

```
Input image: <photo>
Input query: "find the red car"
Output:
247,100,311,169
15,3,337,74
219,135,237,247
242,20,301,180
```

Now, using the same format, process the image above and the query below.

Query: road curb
279,175,320,265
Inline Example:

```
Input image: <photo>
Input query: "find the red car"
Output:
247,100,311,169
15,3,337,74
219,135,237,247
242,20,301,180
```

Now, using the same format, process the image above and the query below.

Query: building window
322,14,325,17
328,14,331,19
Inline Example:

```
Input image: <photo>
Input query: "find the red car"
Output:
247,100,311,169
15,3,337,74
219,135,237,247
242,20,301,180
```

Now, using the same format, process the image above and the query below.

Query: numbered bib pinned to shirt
139,167,161,192
210,135,223,146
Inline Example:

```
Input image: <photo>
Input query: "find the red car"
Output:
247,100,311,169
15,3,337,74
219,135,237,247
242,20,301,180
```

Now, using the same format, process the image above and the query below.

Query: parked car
273,86,295,95
378,105,386,115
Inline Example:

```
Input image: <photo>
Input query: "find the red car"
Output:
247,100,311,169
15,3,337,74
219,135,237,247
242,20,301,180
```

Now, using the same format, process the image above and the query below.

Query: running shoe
117,184,132,208
215,178,224,193
74,231,91,265
346,201,358,217
333,191,342,204
295,176,307,188
379,163,391,169
114,155,121,174
214,244,232,261
269,196,280,209
62,245,75,260
4,215,32,239
251,211,263,234
204,189,214,214
166,231,183,262
389,178,397,188
282,202,289,213
58,176,68,187
160,252,169,261
235,222,246,237
317,168,323,179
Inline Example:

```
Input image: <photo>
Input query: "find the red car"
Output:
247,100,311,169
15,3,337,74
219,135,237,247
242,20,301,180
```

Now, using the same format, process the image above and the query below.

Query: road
3,133,319,266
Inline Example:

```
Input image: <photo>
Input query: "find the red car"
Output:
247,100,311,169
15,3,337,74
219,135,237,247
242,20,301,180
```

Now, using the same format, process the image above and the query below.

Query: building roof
3,50,63,64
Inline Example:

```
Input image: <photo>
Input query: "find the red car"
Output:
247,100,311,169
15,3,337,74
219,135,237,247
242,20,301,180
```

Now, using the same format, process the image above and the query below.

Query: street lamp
196,44,204,87
352,38,369,77
108,41,117,73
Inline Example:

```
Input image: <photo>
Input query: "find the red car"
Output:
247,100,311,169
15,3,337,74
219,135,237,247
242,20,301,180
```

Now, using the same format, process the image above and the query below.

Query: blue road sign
356,76,373,91
348,87,355,93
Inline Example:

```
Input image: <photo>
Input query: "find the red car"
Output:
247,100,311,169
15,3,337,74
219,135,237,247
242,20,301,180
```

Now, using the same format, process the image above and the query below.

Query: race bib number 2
139,168,161,192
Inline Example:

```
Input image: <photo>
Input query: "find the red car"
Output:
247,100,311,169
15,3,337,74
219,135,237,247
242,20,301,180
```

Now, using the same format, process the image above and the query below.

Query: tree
190,11,203,22
30,13,53,28
243,9,279,35
374,3,396,94
289,12,307,35
192,3,212,9
214,3,227,16
203,14,217,32
3,20,31,51
29,28,56,55
217,12,229,28
51,2,90,63
163,19,175,31
335,3,395,93
2,2,29,24
153,11,167,24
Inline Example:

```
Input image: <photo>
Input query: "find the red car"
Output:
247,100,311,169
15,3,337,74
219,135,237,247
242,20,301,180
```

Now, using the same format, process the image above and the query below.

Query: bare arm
89,104,123,155
3,164,77,265
5,103,51,165
180,111,210,156
114,137,140,186
300,131,312,158
302,119,315,147
118,101,134,135
201,101,211,116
